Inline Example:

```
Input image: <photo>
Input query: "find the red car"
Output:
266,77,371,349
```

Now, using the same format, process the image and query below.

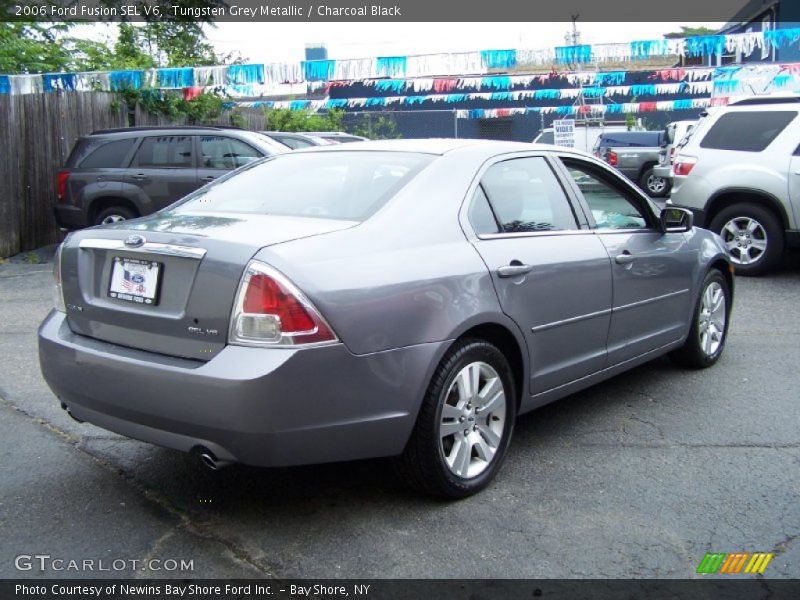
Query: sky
74,21,724,65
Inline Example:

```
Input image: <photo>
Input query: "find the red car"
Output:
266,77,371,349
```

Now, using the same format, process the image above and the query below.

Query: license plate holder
108,257,162,305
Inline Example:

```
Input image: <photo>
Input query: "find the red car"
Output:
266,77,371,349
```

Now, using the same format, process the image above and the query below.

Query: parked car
652,119,697,187
309,131,368,144
670,96,800,275
55,126,287,229
594,130,669,197
260,131,333,149
39,139,732,498
533,123,629,153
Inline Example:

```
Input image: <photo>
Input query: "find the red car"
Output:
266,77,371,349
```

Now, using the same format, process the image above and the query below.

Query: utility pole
570,14,580,46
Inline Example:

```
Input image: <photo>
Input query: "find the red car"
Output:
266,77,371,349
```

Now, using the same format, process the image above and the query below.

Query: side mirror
660,207,694,233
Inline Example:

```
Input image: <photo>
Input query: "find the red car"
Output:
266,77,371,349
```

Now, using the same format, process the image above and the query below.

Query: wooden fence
0,92,127,258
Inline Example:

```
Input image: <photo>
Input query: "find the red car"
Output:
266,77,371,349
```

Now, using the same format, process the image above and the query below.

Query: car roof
89,126,250,137
296,138,546,156
728,94,800,106
262,131,311,137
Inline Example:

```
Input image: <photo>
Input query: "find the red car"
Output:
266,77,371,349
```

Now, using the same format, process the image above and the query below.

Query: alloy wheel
647,174,667,194
698,281,726,357
438,361,506,479
101,214,127,225
720,217,767,265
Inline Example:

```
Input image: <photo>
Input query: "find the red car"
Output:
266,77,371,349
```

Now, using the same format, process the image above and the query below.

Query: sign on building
553,119,576,148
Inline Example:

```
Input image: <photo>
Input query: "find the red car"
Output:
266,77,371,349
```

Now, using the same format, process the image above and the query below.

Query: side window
134,136,192,168
563,160,650,230
700,111,797,152
468,186,500,235
79,138,135,168
199,136,262,169
480,157,578,233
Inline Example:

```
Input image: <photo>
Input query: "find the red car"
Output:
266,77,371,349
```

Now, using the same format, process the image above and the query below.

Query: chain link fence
340,110,561,142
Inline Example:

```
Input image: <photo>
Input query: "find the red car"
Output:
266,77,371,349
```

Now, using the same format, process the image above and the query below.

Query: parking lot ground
0,256,798,579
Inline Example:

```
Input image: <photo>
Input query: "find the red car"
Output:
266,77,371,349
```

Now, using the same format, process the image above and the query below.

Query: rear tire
95,205,136,226
394,339,516,499
640,167,670,198
709,203,783,276
670,269,730,368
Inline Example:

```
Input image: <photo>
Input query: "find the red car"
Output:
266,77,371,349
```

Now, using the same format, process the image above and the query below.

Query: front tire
394,339,516,498
671,269,730,368
709,203,783,276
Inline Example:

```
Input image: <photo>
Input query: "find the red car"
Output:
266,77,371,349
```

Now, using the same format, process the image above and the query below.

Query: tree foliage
663,26,717,39
0,0,235,74
265,108,345,132
116,88,226,124
0,22,73,74
352,114,401,139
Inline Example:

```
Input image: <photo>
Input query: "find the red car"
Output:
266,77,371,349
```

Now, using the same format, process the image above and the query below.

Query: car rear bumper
54,204,88,231
38,310,447,467
652,165,672,179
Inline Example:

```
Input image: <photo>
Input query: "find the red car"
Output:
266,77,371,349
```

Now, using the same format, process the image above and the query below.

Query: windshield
173,151,434,222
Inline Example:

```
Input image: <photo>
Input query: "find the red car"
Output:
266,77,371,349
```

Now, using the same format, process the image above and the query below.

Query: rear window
78,138,136,168
598,132,662,148
174,151,434,222
700,111,797,152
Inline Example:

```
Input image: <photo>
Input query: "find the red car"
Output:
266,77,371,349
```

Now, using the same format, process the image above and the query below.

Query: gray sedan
38,139,733,498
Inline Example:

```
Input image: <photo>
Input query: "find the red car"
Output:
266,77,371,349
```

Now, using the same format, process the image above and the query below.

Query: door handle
200,176,216,182
615,252,634,265
131,173,148,181
497,263,533,278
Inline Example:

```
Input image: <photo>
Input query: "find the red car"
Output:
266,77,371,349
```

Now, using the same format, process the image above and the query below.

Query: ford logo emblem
124,235,145,248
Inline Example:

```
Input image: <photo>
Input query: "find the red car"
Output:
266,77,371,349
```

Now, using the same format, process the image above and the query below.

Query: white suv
669,96,800,275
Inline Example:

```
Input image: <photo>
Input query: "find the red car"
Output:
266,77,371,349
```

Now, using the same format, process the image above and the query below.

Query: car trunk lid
60,212,357,361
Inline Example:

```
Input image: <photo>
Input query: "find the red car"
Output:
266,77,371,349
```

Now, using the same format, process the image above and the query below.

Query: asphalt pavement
0,253,798,579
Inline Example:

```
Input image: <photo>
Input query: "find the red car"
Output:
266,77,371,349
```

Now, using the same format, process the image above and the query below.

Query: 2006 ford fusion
39,139,733,497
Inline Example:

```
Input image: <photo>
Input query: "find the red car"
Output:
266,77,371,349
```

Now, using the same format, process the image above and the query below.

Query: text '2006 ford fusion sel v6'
38,139,733,498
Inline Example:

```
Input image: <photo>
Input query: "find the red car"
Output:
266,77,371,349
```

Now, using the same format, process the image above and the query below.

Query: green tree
265,108,345,132
663,26,717,39
112,22,157,69
353,114,401,139
0,0,232,74
0,22,72,74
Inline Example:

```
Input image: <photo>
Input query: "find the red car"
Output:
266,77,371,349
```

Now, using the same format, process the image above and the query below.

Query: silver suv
669,97,800,275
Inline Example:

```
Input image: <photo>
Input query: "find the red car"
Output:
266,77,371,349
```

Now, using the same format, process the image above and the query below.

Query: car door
196,135,264,186
466,155,613,396
788,143,800,229
557,155,695,366
126,135,198,213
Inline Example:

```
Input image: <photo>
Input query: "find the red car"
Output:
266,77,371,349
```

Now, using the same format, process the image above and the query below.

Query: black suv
55,126,286,229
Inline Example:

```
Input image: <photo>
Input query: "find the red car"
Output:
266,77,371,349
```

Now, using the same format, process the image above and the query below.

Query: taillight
53,243,66,312
57,171,69,202
607,151,618,167
229,261,337,347
673,157,697,177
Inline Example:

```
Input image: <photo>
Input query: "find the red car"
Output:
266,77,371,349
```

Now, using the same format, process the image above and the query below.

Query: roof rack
90,125,245,135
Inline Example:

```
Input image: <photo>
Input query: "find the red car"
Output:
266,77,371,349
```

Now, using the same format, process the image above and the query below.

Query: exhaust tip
192,447,233,471
199,453,219,470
